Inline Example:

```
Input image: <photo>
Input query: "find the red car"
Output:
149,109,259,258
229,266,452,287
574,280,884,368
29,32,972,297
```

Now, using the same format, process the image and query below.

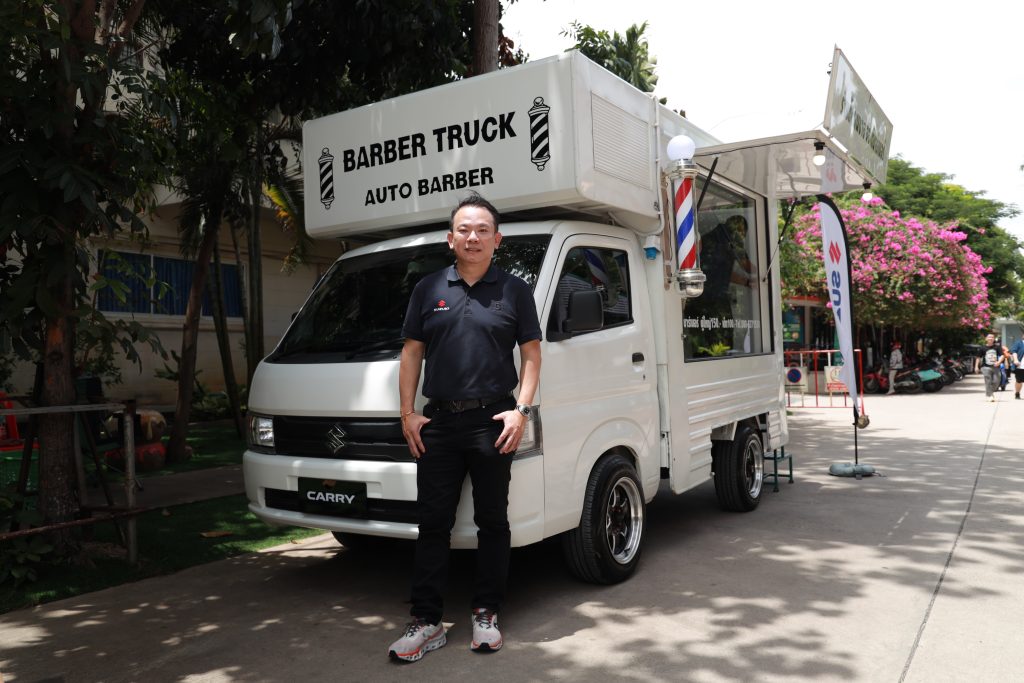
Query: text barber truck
243,50,877,583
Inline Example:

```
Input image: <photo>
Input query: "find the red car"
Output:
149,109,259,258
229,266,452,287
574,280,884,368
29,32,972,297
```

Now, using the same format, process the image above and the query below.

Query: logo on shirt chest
433,299,450,312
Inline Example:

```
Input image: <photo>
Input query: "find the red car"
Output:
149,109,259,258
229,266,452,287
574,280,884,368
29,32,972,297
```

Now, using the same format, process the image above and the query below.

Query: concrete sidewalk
86,464,245,509
2,375,1023,682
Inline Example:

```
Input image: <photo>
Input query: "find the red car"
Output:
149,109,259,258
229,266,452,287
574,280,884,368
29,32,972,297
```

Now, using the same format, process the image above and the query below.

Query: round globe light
666,135,696,162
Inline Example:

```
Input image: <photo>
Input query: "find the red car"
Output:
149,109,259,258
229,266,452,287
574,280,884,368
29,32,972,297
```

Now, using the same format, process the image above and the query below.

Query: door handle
632,352,645,363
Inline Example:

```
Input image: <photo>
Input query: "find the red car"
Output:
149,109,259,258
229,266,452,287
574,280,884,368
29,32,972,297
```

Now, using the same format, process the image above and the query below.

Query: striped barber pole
674,176,697,269
318,147,335,210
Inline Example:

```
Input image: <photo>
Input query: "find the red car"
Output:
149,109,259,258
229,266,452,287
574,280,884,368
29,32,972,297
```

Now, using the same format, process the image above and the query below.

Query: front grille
264,488,418,524
273,415,411,462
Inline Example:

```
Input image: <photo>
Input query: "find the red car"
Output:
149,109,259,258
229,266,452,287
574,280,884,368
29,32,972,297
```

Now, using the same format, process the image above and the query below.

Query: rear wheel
561,454,645,584
712,424,764,512
864,376,880,394
897,373,923,394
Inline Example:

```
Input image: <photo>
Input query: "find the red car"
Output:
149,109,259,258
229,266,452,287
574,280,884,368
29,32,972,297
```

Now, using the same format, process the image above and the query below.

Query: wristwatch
515,404,532,417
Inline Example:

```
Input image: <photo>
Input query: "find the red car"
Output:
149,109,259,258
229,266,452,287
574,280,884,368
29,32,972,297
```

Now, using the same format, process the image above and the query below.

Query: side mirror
564,290,603,335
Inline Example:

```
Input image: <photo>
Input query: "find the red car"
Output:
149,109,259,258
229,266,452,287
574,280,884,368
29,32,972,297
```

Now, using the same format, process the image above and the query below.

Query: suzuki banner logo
828,241,842,264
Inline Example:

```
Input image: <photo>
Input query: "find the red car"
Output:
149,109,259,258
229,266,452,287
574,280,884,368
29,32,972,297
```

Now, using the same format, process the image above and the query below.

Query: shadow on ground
1,379,1020,682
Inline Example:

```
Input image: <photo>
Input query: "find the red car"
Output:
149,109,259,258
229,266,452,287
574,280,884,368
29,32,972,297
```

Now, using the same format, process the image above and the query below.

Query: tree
782,196,991,347
156,0,483,461
0,1,173,547
473,0,499,75
564,20,660,94
876,158,1024,312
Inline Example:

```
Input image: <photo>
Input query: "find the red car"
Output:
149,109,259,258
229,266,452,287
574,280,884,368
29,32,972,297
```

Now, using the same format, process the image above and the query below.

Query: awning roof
694,129,877,200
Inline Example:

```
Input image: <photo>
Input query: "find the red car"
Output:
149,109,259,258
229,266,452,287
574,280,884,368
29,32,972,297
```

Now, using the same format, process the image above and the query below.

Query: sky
502,0,1024,240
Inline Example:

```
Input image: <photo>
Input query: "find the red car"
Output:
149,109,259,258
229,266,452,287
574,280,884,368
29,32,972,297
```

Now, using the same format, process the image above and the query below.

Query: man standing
887,341,903,395
389,193,542,662
980,333,999,402
1010,336,1024,400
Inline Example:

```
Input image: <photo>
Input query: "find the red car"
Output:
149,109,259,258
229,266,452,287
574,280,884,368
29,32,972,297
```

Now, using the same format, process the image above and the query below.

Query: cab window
547,247,632,338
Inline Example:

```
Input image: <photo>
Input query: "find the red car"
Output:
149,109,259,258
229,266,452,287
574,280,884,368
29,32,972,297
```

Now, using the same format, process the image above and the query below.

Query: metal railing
0,400,140,563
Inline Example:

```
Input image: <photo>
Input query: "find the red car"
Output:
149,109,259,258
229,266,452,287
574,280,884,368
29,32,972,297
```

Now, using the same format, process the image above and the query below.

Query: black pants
410,398,514,624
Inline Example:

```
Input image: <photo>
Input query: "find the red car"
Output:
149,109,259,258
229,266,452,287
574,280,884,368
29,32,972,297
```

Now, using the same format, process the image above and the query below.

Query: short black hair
450,192,500,231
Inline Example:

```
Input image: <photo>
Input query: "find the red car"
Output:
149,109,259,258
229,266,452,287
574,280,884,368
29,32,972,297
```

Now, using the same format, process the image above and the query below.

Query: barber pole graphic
674,176,697,269
528,97,551,171
318,148,335,209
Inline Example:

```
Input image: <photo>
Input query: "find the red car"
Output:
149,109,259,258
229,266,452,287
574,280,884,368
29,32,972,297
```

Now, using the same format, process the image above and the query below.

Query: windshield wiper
344,336,405,359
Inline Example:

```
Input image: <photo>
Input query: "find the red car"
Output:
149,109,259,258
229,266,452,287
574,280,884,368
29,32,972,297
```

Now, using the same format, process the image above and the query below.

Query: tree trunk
209,240,244,437
166,219,221,462
229,223,250,377
472,0,499,75
38,249,78,552
245,162,265,385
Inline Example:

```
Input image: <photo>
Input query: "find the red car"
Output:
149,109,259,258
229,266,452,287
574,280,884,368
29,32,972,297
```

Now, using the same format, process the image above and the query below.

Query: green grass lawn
144,421,247,476
0,494,325,614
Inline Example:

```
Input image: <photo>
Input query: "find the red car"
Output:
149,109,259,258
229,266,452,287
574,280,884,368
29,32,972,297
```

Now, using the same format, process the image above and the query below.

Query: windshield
268,235,551,363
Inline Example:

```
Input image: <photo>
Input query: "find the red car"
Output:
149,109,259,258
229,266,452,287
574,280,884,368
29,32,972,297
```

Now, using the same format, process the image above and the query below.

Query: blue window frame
97,250,243,318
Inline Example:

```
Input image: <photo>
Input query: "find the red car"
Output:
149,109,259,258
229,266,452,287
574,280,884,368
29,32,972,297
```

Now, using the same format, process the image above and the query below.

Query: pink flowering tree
782,197,992,330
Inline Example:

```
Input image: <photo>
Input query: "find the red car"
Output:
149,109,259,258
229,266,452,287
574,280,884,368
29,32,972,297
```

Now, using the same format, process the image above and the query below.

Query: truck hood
248,359,401,417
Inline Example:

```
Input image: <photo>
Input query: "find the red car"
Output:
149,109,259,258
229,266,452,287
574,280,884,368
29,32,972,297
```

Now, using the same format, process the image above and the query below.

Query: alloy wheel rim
743,438,764,498
605,475,643,565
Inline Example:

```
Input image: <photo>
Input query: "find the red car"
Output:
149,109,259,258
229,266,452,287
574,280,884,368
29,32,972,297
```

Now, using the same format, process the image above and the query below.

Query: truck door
539,234,659,535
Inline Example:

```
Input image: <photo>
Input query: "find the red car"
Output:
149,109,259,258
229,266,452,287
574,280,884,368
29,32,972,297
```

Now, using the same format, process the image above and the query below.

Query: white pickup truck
243,51,872,583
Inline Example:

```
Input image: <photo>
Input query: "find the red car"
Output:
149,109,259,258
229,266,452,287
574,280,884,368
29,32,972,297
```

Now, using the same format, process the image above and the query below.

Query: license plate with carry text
298,478,368,517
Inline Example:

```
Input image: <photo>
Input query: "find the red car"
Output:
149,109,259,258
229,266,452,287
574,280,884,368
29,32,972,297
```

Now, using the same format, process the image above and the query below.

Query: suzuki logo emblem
326,424,347,454
828,241,842,264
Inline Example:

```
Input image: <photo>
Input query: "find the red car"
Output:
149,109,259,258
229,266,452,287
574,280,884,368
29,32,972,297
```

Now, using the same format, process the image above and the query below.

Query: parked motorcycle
863,366,924,394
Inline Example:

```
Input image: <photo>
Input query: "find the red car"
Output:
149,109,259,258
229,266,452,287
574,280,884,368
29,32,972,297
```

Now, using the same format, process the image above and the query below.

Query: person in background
998,345,1012,391
979,334,1000,402
887,341,903,395
1010,336,1024,400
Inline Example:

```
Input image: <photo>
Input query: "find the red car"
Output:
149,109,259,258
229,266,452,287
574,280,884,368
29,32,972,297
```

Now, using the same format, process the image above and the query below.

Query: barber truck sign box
245,51,790,584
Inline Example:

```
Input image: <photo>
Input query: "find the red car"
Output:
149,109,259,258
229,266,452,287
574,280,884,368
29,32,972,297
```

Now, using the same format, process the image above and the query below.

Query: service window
683,179,767,360
547,246,632,337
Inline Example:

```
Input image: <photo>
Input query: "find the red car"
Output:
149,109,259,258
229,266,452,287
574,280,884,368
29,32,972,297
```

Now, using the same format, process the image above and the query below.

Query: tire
332,531,388,551
561,454,645,584
923,379,944,392
712,424,764,512
864,376,880,394
897,373,923,394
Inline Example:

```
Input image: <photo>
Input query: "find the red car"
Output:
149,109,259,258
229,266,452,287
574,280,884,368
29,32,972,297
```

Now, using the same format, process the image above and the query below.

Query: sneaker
389,618,446,662
470,608,502,652
1015,394,1020,400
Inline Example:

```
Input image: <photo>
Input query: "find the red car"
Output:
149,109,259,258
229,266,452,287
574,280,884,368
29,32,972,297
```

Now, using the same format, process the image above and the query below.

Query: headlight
248,414,275,452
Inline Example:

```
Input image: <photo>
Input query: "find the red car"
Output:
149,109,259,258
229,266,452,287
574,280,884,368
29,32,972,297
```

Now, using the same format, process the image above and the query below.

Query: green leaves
564,20,659,94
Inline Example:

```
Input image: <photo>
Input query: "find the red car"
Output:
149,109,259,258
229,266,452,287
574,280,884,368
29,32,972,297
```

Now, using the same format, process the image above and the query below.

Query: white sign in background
823,47,893,185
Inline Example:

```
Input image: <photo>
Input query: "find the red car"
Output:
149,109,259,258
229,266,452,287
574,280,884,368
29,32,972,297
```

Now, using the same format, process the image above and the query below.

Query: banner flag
817,195,859,416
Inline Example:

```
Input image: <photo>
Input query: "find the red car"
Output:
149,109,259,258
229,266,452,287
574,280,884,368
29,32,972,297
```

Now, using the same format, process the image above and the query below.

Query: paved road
2,376,1022,682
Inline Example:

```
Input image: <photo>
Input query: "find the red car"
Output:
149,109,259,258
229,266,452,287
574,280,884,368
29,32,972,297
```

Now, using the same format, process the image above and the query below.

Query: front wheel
561,454,645,584
712,424,764,512
864,376,880,394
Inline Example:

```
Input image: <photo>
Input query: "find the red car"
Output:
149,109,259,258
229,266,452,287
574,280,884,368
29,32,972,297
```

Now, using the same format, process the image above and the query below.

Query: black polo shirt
402,264,541,400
